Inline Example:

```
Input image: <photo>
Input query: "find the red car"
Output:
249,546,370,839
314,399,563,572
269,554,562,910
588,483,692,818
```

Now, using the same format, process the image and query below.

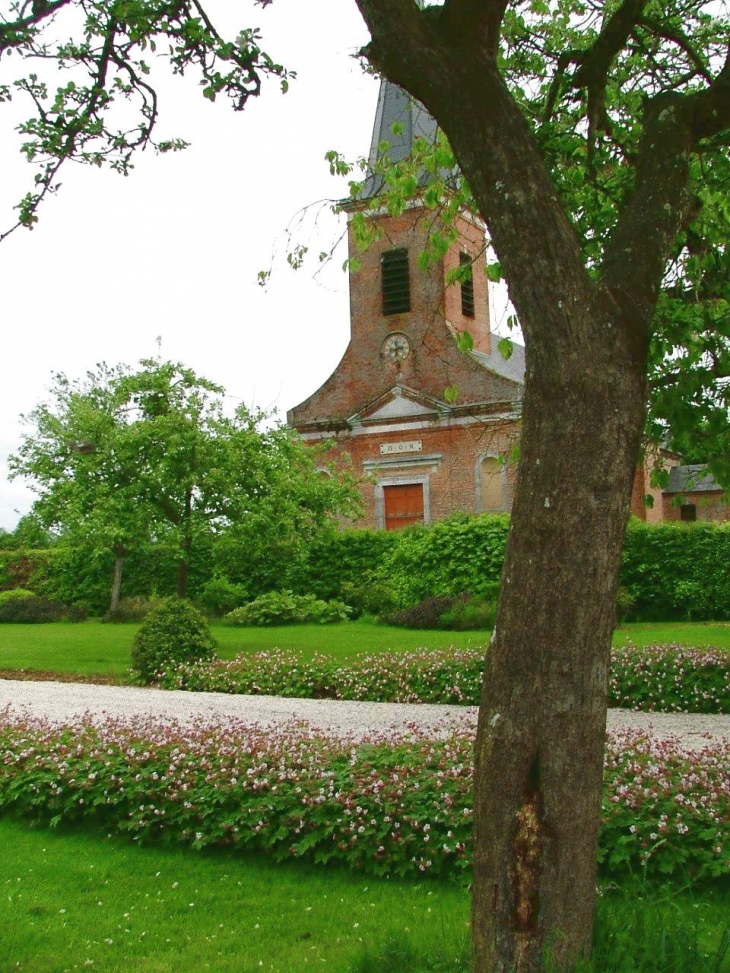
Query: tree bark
176,562,187,598
109,544,126,615
176,487,194,599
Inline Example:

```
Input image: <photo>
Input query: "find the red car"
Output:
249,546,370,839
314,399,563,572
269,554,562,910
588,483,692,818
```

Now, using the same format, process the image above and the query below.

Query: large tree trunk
109,544,126,615
353,4,700,969
471,318,646,971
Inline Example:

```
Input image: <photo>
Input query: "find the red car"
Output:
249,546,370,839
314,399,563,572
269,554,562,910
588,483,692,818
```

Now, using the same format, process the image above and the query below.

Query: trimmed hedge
131,599,217,684
4,515,730,621
621,521,730,620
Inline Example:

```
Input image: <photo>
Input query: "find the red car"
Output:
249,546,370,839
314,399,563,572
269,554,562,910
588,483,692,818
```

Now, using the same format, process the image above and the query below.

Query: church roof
473,341,526,385
356,81,440,201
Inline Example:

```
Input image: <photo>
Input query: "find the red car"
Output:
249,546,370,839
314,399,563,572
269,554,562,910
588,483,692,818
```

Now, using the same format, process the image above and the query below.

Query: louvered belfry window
460,252,475,318
381,248,411,315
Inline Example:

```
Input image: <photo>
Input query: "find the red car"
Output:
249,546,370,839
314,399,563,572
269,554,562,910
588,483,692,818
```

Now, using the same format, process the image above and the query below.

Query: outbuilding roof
473,341,526,385
665,464,722,494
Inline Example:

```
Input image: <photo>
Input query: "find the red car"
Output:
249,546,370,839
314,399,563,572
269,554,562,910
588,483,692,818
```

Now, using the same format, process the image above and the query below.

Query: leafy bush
0,593,86,623
377,514,509,608
290,529,398,602
385,594,470,629
384,586,499,630
197,576,248,617
0,588,36,604
224,590,352,626
621,521,730,621
130,598,216,684
0,714,727,883
161,643,730,714
615,585,635,625
438,598,497,632
104,596,163,623
339,580,399,619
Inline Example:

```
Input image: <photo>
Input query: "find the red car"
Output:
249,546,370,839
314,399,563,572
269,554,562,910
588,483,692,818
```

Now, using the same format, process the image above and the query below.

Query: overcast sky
0,0,510,531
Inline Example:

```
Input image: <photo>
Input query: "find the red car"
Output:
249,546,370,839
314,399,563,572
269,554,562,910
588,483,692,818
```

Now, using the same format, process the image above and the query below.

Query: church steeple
357,81,439,201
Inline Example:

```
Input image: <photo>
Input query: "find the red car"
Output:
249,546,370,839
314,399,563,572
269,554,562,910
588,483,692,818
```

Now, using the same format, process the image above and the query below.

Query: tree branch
602,44,730,328
639,16,714,85
440,0,509,55
573,0,649,93
0,0,70,54
687,45,730,140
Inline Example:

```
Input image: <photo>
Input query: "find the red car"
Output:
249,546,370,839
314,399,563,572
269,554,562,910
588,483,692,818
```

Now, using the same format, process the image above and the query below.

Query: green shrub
224,590,352,626
197,575,248,617
621,521,730,621
0,594,86,623
130,598,217,684
339,580,399,619
383,586,499,630
290,529,398,602
385,594,470,629
0,588,36,604
377,514,509,608
439,588,499,631
104,596,163,623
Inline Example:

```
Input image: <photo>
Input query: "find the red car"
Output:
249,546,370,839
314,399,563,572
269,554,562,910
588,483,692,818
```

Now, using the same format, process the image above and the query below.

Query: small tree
10,359,360,607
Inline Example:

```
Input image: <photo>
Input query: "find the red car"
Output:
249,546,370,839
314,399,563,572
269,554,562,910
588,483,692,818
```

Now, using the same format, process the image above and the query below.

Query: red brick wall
322,418,519,530
288,206,518,429
662,492,730,522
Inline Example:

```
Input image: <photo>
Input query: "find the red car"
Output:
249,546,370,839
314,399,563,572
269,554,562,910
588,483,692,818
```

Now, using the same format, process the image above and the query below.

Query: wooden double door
383,482,424,531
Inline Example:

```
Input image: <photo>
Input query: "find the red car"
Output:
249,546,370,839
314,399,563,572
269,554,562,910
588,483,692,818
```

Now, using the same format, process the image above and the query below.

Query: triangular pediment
349,386,448,425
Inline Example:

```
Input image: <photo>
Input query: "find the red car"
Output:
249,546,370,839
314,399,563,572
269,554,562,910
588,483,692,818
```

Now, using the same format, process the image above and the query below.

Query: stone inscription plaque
380,440,423,455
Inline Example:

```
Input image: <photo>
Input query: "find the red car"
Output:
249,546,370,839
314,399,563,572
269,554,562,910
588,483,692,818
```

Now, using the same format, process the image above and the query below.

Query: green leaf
444,384,459,404
457,330,474,353
497,337,513,360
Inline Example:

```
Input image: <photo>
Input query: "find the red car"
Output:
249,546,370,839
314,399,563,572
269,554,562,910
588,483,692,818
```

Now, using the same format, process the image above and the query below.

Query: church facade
288,84,524,530
288,83,723,530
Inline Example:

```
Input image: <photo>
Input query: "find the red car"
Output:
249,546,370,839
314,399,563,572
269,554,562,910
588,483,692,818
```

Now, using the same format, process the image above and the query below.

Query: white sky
0,0,511,531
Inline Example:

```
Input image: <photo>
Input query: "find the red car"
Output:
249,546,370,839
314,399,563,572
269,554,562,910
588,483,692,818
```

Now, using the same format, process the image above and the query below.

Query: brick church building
289,83,727,529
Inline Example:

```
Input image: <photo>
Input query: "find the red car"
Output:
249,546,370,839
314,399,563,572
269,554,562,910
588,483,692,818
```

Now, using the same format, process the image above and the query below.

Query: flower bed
0,712,727,882
158,643,730,714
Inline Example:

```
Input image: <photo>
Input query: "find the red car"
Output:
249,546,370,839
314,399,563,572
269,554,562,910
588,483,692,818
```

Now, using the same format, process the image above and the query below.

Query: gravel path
1,679,729,749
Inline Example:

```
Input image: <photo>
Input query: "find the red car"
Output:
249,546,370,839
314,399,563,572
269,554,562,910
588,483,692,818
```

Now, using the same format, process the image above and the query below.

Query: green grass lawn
0,619,486,679
2,817,728,973
0,817,469,973
0,618,729,681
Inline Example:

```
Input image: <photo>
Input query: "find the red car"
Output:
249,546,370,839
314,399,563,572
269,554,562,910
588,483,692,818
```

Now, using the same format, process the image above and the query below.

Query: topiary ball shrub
131,598,217,684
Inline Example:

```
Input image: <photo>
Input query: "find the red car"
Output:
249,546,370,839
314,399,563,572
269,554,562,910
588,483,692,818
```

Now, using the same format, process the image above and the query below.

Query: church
288,83,524,530
288,83,726,530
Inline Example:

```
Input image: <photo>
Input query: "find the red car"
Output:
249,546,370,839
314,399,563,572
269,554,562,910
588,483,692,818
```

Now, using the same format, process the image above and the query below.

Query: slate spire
357,81,439,201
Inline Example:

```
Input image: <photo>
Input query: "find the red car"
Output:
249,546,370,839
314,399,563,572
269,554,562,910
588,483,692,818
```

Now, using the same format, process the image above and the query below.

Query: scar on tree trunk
510,754,545,971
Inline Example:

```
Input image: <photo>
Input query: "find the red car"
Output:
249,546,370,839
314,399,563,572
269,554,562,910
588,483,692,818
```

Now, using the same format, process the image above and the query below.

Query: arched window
478,455,504,512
